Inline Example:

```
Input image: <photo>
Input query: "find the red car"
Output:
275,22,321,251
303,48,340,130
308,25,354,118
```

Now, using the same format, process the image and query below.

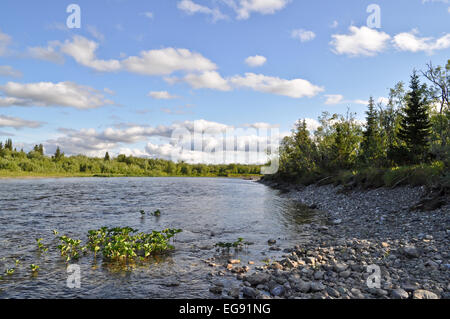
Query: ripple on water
0,177,325,298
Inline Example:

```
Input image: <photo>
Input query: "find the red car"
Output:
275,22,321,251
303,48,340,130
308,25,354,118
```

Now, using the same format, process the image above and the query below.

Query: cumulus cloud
245,55,267,67
148,91,179,99
0,29,12,56
393,30,450,54
324,94,344,105
0,114,43,129
44,119,280,164
291,29,316,43
168,71,232,91
60,36,121,72
229,73,324,98
330,26,391,57
122,47,217,76
0,65,22,78
233,0,291,20
177,0,227,21
27,41,65,64
0,81,114,109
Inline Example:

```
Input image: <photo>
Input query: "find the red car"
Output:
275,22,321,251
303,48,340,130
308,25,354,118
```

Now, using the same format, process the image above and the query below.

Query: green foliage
215,238,253,251
0,146,261,178
270,63,449,188
398,70,432,163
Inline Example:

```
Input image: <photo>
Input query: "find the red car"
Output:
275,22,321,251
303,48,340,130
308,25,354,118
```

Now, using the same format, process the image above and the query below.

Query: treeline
0,142,261,177
270,61,450,188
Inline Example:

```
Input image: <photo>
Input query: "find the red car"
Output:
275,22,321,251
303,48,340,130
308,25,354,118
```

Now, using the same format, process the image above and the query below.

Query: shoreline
214,182,449,299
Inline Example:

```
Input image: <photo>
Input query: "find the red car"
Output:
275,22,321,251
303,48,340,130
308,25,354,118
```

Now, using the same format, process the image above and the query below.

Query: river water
0,177,325,298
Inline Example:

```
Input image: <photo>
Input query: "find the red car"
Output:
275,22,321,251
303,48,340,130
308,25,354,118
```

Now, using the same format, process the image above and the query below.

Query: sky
0,0,449,163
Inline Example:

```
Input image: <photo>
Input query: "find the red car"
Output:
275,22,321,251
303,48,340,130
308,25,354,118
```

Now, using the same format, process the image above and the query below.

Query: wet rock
310,282,325,292
296,281,311,293
403,246,420,258
268,239,277,245
228,259,240,264
242,287,258,299
246,273,270,286
270,285,284,297
391,288,409,299
210,285,223,294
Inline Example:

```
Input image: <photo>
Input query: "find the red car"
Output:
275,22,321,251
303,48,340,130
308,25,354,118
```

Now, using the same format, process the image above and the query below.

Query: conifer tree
398,70,432,163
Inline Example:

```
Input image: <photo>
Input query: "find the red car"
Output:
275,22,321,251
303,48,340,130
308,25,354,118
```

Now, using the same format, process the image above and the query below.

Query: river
0,177,325,298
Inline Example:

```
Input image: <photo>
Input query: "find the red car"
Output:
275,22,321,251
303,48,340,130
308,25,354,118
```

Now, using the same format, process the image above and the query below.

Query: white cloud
331,20,339,28
393,30,450,54
245,55,267,67
0,81,114,109
123,47,217,76
177,0,227,22
60,36,121,72
229,73,323,98
142,12,154,19
330,26,391,57
234,0,291,20
44,119,280,164
148,91,179,99
291,29,316,43
0,65,22,78
0,114,43,129
0,29,12,56
324,94,344,105
27,41,65,64
86,25,105,42
169,71,232,91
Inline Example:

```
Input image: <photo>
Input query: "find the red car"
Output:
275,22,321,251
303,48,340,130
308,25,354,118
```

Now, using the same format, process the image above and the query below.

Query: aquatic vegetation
86,226,182,262
57,235,84,262
140,210,145,215
151,210,161,217
30,264,39,273
36,238,48,253
5,268,15,275
215,238,253,251
53,230,59,236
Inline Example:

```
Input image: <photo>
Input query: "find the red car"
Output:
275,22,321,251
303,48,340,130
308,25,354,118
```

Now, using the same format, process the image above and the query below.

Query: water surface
0,177,323,298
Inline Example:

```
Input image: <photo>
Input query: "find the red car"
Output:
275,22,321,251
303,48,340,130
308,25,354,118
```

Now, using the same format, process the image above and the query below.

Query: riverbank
0,171,262,180
214,182,449,299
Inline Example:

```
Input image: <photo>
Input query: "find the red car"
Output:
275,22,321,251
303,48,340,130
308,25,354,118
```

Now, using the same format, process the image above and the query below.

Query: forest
0,141,261,178
268,60,450,188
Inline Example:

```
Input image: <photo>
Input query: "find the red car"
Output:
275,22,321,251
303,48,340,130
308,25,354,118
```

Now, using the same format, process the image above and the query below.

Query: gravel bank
212,184,450,299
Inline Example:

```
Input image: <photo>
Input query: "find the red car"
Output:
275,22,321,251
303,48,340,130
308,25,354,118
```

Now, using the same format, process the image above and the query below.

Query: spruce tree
104,152,110,161
361,97,382,165
398,70,432,163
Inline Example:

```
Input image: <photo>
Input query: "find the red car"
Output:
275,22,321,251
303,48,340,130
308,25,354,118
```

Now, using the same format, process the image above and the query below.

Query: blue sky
0,0,449,162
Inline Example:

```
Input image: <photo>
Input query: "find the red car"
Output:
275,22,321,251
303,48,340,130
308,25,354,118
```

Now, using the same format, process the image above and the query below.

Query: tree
360,97,384,165
53,147,64,161
5,139,13,151
104,152,110,161
33,144,44,155
398,70,432,163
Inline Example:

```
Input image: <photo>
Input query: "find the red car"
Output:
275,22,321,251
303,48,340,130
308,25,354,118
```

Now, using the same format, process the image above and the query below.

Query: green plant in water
36,238,48,253
86,226,182,263
53,230,59,236
30,264,39,273
5,268,15,275
215,238,252,251
57,235,83,262
151,210,161,217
